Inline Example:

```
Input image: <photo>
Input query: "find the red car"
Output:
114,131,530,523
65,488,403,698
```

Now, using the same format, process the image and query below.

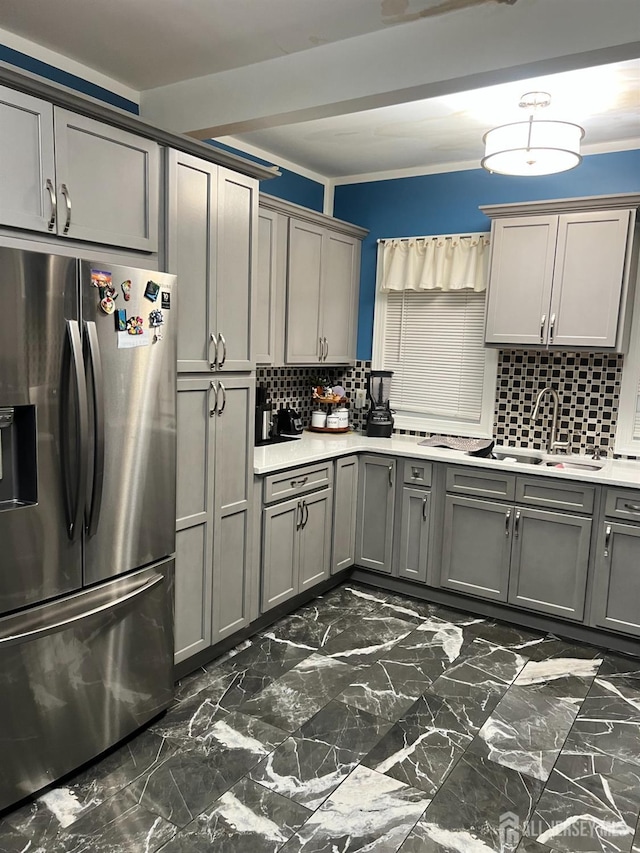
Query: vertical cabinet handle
217,382,226,416
505,509,511,536
302,501,309,529
324,337,329,362
319,337,323,360
514,509,521,538
217,333,227,368
422,496,428,521
388,465,394,487
549,314,556,344
45,178,57,231
539,314,546,343
604,524,612,558
60,183,72,234
296,501,303,530
210,333,218,370
209,381,217,417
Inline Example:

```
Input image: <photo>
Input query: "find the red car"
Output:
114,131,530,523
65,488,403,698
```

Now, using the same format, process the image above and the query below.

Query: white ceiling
0,0,484,90
229,59,640,178
1,0,639,179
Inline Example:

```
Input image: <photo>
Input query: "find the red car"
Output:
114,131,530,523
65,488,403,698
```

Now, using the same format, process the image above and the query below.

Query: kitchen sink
491,447,605,472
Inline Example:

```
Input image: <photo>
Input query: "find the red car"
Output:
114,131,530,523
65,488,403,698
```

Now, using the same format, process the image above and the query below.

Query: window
372,238,497,437
615,271,640,456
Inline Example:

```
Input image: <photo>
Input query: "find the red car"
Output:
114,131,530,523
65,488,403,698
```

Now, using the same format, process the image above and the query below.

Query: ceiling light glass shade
482,118,584,176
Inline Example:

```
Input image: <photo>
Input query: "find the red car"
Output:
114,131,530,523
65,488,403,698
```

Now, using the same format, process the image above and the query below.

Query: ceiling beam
140,0,640,138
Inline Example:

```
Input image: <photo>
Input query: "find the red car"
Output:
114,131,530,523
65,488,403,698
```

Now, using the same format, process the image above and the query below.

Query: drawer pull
604,524,612,558
412,468,421,479
422,496,428,521
624,503,640,513
514,509,521,538
290,476,308,488
505,509,511,536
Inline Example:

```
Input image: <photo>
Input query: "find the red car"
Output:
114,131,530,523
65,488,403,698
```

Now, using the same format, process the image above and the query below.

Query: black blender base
366,421,394,438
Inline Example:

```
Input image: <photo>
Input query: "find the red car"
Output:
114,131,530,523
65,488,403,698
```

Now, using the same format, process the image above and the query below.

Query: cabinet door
167,151,217,372
441,496,512,601
255,208,279,365
299,489,333,592
53,108,159,251
262,496,300,611
355,455,396,574
211,375,255,643
286,219,323,363
0,87,56,233
549,210,632,348
592,522,640,637
215,168,257,371
485,216,557,346
322,231,360,363
174,378,216,664
397,487,430,584
508,507,591,621
332,456,359,574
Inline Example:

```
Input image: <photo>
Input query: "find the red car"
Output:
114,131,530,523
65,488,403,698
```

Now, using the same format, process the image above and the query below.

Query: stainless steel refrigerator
0,247,176,812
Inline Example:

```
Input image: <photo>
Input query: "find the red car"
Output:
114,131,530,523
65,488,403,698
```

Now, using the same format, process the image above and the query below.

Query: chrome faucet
530,387,571,454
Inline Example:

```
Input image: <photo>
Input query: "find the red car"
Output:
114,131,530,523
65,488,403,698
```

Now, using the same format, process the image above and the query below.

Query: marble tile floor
3,582,640,853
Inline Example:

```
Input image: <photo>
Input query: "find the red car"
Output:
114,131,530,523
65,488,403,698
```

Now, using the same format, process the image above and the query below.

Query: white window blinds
379,290,488,422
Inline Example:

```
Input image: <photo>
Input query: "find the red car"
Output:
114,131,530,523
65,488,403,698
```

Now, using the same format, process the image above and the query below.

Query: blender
366,370,394,437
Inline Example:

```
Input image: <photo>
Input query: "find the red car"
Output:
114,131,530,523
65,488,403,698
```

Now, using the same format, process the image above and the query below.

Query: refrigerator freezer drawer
0,560,174,812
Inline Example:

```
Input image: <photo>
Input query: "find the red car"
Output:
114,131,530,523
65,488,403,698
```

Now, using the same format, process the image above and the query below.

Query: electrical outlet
354,388,366,409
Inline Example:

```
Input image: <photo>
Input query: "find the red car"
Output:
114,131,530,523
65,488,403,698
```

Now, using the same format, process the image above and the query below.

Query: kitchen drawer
605,488,640,523
403,459,432,488
446,467,515,501
516,477,595,514
263,461,333,504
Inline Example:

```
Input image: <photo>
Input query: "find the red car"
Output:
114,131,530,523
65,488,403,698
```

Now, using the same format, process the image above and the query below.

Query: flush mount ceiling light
481,91,584,176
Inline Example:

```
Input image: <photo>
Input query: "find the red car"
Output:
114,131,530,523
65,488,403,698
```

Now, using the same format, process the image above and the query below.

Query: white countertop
254,431,640,488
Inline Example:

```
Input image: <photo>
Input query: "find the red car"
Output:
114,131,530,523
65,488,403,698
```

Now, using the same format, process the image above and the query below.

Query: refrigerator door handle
0,574,163,648
62,319,89,541
84,321,105,537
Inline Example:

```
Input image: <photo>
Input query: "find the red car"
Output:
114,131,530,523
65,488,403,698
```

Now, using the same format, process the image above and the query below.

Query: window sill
393,411,493,439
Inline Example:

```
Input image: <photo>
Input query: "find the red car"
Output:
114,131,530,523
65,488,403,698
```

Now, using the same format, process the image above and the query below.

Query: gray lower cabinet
508,507,591,620
167,150,258,373
355,455,396,574
397,487,431,584
332,455,359,574
0,85,159,251
175,374,254,664
441,495,512,601
261,486,333,611
591,521,640,637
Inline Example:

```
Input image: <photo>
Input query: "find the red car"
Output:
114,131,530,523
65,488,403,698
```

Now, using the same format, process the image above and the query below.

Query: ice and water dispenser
0,406,37,510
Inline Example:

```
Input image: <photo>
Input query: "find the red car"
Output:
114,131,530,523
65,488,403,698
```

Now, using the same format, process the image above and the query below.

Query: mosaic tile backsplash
257,350,628,457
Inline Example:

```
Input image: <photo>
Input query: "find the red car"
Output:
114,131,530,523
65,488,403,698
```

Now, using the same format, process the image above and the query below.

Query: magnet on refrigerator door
121,280,132,301
114,309,127,332
144,280,160,302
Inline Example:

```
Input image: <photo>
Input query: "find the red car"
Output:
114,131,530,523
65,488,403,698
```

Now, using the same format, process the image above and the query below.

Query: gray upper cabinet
482,196,639,351
508,507,591,621
0,87,159,251
591,521,640,638
53,109,159,251
167,150,258,373
175,374,255,663
441,495,512,601
255,207,286,365
286,219,325,363
0,87,56,234
355,455,396,574
256,194,366,366
332,455,359,574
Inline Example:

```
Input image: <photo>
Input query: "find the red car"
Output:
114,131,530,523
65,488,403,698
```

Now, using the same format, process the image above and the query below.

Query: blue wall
334,149,640,360
206,140,325,212
0,43,139,113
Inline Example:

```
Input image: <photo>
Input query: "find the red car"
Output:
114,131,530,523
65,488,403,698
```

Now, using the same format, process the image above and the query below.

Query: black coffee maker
366,370,394,438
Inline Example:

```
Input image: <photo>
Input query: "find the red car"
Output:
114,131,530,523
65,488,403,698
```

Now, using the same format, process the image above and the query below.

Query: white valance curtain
380,233,490,293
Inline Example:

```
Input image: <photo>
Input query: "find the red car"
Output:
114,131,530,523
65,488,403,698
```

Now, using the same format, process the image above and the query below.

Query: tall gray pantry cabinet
168,149,258,664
